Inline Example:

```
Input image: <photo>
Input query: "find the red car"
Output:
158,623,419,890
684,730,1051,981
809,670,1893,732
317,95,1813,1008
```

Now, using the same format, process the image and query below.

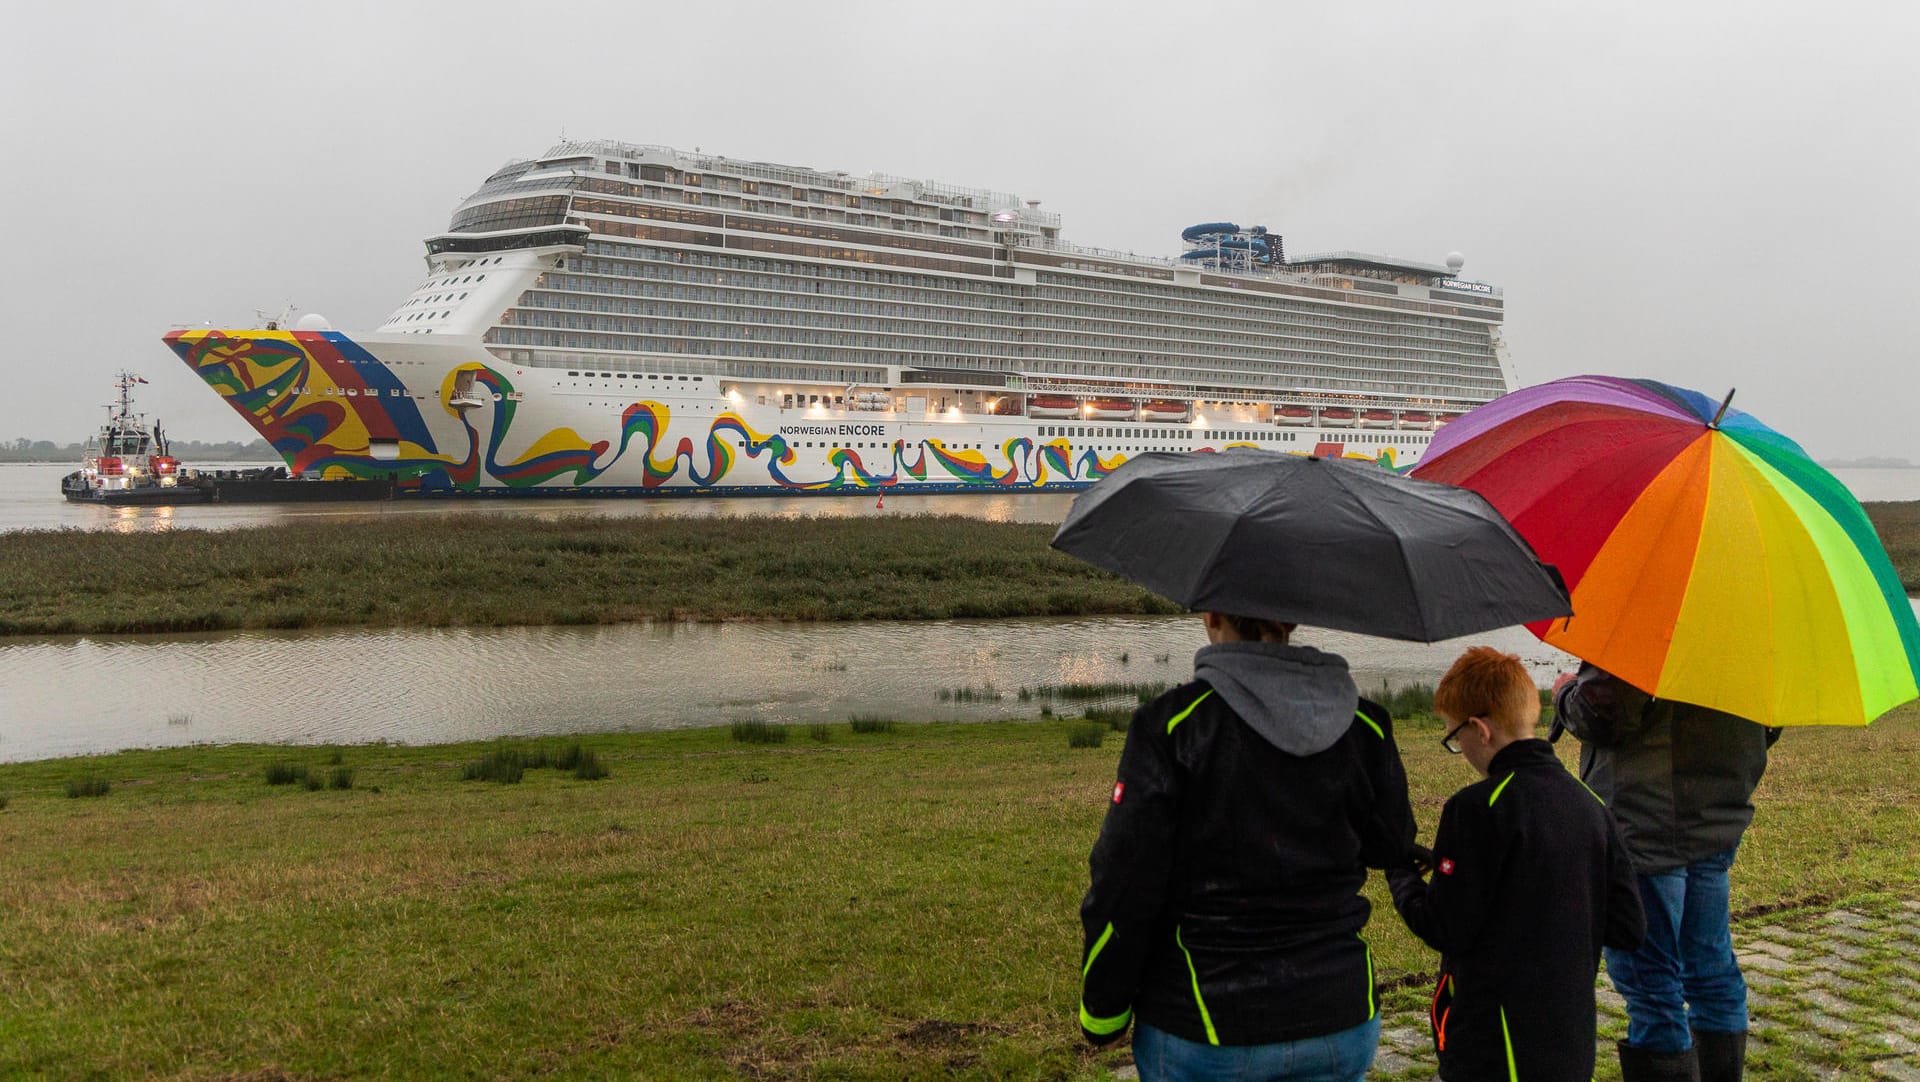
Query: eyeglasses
1441,719,1473,754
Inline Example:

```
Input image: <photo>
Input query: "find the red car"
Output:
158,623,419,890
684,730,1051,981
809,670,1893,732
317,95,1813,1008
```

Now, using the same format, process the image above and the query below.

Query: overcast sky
2,1,1913,460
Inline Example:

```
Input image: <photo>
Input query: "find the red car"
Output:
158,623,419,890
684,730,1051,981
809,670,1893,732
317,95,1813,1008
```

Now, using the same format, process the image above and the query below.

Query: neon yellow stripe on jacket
1166,690,1215,734
1176,926,1220,1045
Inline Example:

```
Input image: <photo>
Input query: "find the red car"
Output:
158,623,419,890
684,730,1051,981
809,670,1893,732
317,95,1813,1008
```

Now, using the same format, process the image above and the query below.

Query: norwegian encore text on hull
164,141,1514,495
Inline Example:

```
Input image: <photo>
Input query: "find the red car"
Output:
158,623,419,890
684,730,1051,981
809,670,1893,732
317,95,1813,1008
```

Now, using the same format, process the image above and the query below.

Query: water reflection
0,616,1580,763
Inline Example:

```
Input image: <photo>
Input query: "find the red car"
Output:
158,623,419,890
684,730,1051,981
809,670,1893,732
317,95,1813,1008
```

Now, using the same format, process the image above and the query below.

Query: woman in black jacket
1079,612,1418,1081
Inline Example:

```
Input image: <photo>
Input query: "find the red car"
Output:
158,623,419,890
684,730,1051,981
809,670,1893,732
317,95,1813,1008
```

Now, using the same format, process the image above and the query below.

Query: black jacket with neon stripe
1388,739,1646,1082
1079,663,1417,1047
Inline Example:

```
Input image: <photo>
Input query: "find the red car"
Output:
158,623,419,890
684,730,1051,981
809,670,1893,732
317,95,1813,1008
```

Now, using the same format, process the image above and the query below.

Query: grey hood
1193,641,1360,756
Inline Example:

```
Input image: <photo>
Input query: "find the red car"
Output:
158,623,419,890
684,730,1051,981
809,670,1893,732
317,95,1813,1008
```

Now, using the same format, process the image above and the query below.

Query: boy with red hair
1389,647,1646,1081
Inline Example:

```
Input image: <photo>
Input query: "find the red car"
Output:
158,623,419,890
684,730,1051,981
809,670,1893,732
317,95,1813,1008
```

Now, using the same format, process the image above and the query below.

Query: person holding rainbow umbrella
1414,374,1920,1082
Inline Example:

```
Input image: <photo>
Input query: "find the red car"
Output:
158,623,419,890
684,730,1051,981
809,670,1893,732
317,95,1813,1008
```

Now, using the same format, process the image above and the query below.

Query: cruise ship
163,140,1514,495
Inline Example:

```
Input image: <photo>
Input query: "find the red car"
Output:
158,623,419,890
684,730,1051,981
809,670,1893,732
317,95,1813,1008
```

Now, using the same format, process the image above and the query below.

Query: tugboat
61,372,209,504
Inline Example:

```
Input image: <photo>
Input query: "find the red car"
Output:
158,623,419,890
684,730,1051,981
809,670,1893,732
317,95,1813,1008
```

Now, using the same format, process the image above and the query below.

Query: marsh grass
328,767,356,791
729,719,788,744
0,514,1182,636
938,684,1002,703
1374,681,1438,721
1083,707,1132,732
848,715,897,734
807,723,832,743
1022,680,1171,704
0,793,8,810
1066,722,1106,748
64,776,110,798
570,751,609,781
264,763,309,787
0,710,1915,1078
461,748,526,784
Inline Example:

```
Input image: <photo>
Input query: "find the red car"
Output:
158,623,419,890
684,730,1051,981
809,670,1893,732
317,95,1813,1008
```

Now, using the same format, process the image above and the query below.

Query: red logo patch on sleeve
1112,782,1125,805
1438,858,1455,876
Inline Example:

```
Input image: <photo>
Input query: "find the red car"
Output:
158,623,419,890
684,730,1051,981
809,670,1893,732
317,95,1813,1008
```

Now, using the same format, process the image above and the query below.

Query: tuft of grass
807,723,832,743
1084,707,1132,732
1067,722,1106,748
325,749,345,765
302,774,324,792
0,792,8,810
461,748,525,784
848,715,897,735
264,763,309,787
729,719,789,745
328,767,356,790
937,684,1003,703
571,751,609,781
1374,681,1437,721
65,776,111,799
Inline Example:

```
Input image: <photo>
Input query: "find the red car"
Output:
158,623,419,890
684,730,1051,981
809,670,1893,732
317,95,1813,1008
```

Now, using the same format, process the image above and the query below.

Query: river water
4,463,1917,763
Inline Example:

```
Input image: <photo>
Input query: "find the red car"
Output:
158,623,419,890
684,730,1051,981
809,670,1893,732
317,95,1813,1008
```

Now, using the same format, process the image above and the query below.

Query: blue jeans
1605,846,1749,1052
1132,1016,1379,1082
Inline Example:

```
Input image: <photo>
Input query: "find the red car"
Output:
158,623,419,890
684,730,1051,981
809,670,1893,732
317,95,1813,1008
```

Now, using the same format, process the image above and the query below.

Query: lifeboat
1276,405,1314,426
1399,411,1434,428
1319,407,1357,427
1436,412,1462,425
1141,400,1189,422
1086,398,1135,419
1359,409,1395,429
1027,395,1080,419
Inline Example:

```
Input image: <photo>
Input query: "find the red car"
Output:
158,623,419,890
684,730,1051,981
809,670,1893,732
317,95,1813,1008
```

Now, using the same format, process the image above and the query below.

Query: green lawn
3,705,1915,1079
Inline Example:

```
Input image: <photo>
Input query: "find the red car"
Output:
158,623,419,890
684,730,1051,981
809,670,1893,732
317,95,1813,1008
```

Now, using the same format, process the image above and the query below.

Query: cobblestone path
1109,898,1920,1081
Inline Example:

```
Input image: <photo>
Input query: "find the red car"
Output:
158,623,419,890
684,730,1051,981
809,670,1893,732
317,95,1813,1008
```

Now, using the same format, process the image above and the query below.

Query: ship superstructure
165,141,1513,494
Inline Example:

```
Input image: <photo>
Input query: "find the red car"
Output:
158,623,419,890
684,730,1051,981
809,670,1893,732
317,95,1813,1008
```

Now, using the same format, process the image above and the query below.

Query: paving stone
1872,1059,1920,1082
1743,951,1795,972
1744,937,1797,959
1803,987,1864,1013
1110,1066,1138,1081
1745,968,1788,992
1873,1030,1920,1055
1381,1026,1426,1050
1820,940,1872,960
1826,909,1875,929
1371,1049,1416,1074
1803,1010,1856,1035
1807,967,1868,993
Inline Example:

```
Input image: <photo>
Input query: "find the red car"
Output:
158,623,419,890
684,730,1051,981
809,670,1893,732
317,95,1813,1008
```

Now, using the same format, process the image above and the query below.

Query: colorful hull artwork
163,329,1418,495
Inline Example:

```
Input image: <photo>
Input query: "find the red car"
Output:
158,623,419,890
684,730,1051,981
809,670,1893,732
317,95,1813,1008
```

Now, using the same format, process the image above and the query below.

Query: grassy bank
0,515,1179,636
6,503,1917,638
2,707,1916,1079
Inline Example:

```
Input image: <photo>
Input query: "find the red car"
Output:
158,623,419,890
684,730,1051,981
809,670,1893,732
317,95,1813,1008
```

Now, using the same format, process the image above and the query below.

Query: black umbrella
1051,450,1571,643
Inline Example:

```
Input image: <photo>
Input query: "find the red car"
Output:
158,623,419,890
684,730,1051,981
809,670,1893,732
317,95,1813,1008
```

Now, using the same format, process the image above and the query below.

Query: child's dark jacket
1388,739,1645,1081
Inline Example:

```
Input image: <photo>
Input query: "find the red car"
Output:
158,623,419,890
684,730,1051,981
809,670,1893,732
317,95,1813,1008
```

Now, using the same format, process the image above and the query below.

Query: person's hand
1407,844,1436,877
1552,671,1576,694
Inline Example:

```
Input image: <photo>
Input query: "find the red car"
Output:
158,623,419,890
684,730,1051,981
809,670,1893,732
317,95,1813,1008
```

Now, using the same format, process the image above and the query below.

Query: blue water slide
1179,230,1277,263
1182,221,1241,242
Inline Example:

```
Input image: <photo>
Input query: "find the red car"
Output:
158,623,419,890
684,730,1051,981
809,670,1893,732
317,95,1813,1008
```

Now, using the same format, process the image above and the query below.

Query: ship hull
164,330,1436,493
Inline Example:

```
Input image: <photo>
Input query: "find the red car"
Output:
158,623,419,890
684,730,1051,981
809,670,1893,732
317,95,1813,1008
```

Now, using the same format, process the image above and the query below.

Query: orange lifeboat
1400,411,1434,427
1319,407,1357,427
1276,405,1314,425
1359,409,1395,428
1028,395,1079,419
1086,398,1135,419
1141,400,1189,423
1436,411,1463,425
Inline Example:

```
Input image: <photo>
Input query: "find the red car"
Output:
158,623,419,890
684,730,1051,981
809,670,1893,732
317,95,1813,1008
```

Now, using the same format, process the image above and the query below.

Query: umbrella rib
1336,466,1433,641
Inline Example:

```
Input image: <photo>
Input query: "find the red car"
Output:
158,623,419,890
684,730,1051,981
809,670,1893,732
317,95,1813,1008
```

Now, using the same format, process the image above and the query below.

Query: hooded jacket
1553,663,1774,875
1388,739,1646,1081
1078,641,1417,1047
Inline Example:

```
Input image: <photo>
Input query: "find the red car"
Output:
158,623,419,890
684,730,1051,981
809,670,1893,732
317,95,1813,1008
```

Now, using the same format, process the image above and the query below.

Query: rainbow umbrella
1412,375,1920,727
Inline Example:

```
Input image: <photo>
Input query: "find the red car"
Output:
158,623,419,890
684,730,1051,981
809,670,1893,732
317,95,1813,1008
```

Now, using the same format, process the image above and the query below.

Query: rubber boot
1691,1029,1746,1082
1617,1040,1701,1082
